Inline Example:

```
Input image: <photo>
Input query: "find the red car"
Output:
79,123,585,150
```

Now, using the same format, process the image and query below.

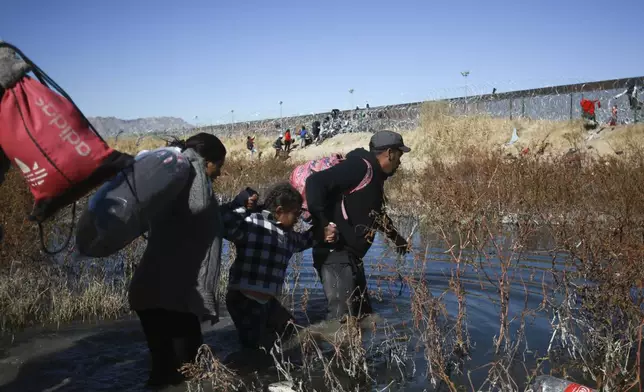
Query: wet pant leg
313,249,373,321
136,308,203,386
266,297,297,343
226,290,296,351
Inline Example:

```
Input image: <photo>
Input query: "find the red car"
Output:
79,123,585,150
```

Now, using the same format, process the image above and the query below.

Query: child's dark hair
167,132,226,163
263,182,303,213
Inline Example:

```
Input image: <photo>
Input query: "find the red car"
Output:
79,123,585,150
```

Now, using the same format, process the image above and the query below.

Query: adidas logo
14,158,48,187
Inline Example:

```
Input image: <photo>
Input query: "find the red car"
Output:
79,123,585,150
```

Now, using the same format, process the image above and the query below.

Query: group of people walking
128,129,411,389
271,126,314,158
245,123,323,160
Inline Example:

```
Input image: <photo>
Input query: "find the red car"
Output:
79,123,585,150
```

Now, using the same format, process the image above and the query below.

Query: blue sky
2,0,642,124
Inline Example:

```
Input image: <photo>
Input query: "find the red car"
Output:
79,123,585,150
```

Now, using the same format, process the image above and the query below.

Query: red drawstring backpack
0,41,135,253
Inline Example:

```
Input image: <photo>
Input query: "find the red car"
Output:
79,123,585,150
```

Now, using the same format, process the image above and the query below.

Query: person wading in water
305,130,412,321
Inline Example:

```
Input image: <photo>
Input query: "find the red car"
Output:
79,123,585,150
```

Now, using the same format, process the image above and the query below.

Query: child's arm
220,188,260,243
220,187,258,211
291,223,337,252
220,205,251,243
291,227,317,253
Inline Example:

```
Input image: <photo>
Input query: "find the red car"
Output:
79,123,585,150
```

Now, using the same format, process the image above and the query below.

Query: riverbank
111,110,644,168
2,112,644,390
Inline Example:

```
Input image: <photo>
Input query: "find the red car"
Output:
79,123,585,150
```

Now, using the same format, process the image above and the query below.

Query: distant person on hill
580,98,601,129
305,132,314,147
609,105,618,126
304,130,412,322
615,84,642,111
273,134,284,158
312,121,321,142
284,129,292,152
580,98,600,123
299,126,308,148
626,85,642,112
246,136,257,158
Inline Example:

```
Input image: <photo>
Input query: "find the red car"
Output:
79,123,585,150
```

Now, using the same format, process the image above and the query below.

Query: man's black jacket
305,148,396,258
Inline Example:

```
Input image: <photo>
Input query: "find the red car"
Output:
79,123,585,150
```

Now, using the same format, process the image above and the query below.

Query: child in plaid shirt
222,183,337,351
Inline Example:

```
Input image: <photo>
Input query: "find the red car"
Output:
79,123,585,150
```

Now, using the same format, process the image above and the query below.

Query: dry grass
214,154,296,200
0,170,42,266
108,133,277,159
416,148,644,226
181,345,248,392
0,262,130,332
416,101,644,162
0,169,138,331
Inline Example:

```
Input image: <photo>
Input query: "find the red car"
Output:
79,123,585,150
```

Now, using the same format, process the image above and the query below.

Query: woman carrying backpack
128,133,255,389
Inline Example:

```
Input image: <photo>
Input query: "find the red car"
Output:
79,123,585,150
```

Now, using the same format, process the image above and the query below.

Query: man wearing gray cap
305,130,411,321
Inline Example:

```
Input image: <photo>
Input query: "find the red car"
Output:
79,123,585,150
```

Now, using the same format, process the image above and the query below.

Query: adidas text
35,97,91,157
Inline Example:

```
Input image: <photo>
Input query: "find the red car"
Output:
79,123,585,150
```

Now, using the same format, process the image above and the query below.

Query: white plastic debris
268,381,297,392
507,128,519,145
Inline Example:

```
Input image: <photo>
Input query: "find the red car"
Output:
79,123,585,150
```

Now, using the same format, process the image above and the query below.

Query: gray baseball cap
369,130,411,153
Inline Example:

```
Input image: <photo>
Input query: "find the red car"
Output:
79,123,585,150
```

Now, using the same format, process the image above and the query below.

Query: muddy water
0,229,562,392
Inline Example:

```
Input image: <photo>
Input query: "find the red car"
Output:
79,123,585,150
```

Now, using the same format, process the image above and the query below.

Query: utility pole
461,71,470,113
279,101,283,130
349,89,355,109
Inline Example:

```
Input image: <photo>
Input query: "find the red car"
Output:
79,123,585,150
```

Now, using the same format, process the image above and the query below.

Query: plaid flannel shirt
222,207,317,297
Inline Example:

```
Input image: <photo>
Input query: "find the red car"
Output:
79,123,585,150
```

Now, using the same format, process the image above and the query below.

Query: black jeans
226,290,296,350
312,248,373,321
136,309,203,386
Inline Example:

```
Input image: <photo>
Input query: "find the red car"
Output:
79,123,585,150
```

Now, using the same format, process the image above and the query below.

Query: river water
0,227,568,392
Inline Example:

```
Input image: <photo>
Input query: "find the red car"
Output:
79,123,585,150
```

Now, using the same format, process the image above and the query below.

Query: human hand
323,223,338,243
246,193,259,210
393,234,410,256
241,187,259,210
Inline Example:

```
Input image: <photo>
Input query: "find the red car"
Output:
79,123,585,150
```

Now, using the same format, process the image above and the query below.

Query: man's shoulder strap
341,158,374,221
348,158,373,194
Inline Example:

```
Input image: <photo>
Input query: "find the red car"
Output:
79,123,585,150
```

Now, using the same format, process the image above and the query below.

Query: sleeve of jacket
304,157,368,229
221,187,258,211
219,188,261,243
291,228,318,253
220,206,255,243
